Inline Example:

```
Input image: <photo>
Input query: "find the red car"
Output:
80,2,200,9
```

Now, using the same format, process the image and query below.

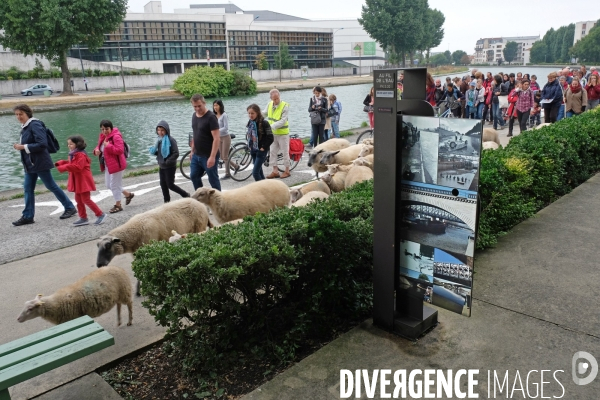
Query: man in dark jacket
541,72,564,123
11,104,77,226
459,76,470,117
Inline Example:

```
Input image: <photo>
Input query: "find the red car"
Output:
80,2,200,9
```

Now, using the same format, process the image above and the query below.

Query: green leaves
172,66,257,98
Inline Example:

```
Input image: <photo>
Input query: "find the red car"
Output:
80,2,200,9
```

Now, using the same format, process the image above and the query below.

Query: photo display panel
398,116,482,317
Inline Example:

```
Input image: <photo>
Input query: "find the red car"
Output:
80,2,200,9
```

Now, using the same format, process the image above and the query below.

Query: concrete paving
32,373,123,400
241,174,600,399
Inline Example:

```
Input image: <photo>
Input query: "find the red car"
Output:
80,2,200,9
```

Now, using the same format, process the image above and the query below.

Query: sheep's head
96,236,124,267
319,150,340,165
358,145,374,158
289,189,303,203
361,138,374,146
353,157,371,167
326,164,341,175
321,173,332,183
307,149,324,167
17,294,44,323
191,188,216,204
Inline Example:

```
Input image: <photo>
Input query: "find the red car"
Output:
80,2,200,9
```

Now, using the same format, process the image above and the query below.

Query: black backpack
326,107,338,118
123,140,131,158
40,121,60,153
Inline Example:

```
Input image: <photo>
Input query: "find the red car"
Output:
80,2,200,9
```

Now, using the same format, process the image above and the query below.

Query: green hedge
478,108,600,248
133,181,373,376
172,65,257,98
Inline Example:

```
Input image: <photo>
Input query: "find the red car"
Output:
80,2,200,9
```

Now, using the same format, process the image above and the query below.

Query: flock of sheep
16,136,376,328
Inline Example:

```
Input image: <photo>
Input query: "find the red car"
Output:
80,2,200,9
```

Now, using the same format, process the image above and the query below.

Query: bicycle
436,99,460,118
227,134,303,182
179,133,245,180
356,128,374,144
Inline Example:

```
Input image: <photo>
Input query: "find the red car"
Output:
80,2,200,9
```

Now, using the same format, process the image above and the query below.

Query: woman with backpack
93,119,134,213
11,104,77,226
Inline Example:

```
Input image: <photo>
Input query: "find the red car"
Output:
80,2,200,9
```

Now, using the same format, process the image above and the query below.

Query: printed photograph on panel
400,116,439,185
432,276,472,317
398,275,434,305
399,239,434,276
399,181,477,257
433,248,473,287
437,119,483,192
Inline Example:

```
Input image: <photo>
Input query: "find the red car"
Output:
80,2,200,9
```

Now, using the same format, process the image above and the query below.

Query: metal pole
78,45,88,91
118,42,126,92
279,41,282,82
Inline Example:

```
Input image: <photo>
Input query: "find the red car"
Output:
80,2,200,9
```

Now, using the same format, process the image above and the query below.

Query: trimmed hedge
133,181,373,375
478,108,600,248
172,65,257,98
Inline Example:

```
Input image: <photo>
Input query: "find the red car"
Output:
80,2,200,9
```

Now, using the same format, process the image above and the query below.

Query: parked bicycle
434,99,460,118
179,133,245,180
227,134,303,182
356,128,374,144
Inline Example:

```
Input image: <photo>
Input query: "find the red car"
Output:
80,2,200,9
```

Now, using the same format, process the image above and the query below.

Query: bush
133,181,374,376
71,70,83,77
172,65,257,98
478,109,600,248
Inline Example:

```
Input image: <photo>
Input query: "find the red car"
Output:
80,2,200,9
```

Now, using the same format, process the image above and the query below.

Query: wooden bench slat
0,324,105,372
0,331,114,391
0,316,94,358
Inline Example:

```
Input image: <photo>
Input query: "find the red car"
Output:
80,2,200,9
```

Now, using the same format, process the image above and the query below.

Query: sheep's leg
127,301,133,326
136,280,141,296
117,303,122,326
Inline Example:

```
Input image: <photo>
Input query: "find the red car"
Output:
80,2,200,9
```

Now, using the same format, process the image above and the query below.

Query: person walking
264,89,291,179
541,72,563,123
564,78,588,118
363,86,375,130
246,104,274,181
309,86,328,147
93,120,134,214
11,104,77,226
213,99,232,180
55,135,107,226
329,94,342,139
513,79,535,135
585,74,600,110
322,88,332,140
150,120,190,203
492,75,507,130
189,94,221,191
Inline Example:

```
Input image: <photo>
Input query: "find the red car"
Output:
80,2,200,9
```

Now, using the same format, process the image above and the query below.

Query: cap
470,81,476,87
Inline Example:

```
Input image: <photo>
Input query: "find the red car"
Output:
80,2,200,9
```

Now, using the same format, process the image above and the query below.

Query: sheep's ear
112,238,121,243
209,189,216,195
317,149,324,154
332,150,340,156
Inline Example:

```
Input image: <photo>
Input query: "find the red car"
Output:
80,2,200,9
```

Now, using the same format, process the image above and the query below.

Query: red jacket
55,152,97,193
506,89,519,118
94,127,127,174
585,83,600,101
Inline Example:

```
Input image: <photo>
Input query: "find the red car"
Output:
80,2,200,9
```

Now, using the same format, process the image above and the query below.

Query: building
474,36,540,65
573,20,597,45
68,1,383,73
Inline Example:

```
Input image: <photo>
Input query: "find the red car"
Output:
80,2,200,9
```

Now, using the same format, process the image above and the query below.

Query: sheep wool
361,138,374,146
292,191,329,207
321,170,348,193
307,138,352,173
17,266,133,326
358,144,374,158
290,180,331,203
192,179,291,224
319,144,364,166
353,156,374,171
482,141,499,150
482,128,501,145
344,166,374,188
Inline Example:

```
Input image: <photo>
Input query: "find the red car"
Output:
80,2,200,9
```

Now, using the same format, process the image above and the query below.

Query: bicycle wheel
276,152,302,172
180,150,192,180
356,129,374,144
228,146,253,182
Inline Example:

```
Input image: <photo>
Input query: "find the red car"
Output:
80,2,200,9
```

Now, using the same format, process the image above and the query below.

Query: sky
126,0,597,53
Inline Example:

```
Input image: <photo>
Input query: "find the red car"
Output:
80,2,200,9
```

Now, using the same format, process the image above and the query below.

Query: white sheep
345,166,374,188
361,138,374,146
289,180,331,203
192,180,290,224
17,266,133,326
358,144,374,158
319,144,364,166
321,170,348,192
325,163,353,175
292,191,329,207
169,230,188,243
307,138,352,173
352,156,374,171
531,123,552,130
482,141,499,150
482,128,501,145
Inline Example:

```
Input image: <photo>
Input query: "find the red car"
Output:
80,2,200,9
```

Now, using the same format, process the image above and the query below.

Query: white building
573,20,597,44
474,36,540,65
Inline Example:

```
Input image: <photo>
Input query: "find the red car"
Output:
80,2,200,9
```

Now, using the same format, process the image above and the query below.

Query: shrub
94,69,101,77
172,65,256,98
133,181,374,376
478,109,600,248
71,70,83,77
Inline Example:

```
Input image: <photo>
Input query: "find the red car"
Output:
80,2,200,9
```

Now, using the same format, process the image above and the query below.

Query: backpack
288,138,305,161
123,140,131,159
326,107,338,118
40,121,60,153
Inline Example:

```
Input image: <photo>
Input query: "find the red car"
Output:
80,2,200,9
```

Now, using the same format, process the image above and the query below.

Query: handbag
310,110,321,125
363,105,374,113
498,95,509,109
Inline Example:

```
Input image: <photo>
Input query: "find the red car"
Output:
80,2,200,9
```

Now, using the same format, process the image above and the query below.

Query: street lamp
332,28,343,76
248,16,259,75
77,44,88,92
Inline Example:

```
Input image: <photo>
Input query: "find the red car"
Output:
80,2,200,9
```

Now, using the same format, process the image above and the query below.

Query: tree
529,41,547,63
273,42,295,70
430,53,449,66
503,41,518,64
359,0,428,67
452,50,467,65
254,52,268,70
443,50,452,64
559,24,575,62
0,0,127,95
419,8,445,64
460,54,471,65
572,23,600,62
418,273,430,282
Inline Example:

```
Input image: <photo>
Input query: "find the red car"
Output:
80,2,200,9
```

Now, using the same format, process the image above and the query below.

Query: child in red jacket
55,136,107,226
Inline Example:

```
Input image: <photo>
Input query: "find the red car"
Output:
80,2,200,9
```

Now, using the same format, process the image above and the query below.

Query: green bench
0,316,114,400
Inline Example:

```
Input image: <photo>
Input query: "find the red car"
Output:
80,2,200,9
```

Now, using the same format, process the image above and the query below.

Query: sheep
17,266,132,326
352,156,374,171
307,139,352,173
344,166,374,188
482,128,501,145
326,163,353,175
192,179,290,225
532,123,552,130
169,230,188,243
361,138,374,146
292,191,329,207
482,141,499,150
358,144,374,158
289,180,331,203
321,170,348,192
319,144,364,166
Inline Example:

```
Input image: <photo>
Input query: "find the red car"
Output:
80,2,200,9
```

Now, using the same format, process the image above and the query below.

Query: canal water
0,66,559,191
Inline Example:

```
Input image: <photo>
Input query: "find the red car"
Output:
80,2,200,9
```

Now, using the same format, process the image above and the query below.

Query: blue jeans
250,149,267,181
331,121,340,138
557,104,565,121
310,124,326,147
476,103,484,119
566,111,580,118
190,153,221,191
492,103,505,129
465,105,476,119
23,169,75,219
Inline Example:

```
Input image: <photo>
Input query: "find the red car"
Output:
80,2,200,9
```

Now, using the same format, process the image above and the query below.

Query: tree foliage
419,8,445,62
529,23,576,63
273,42,295,69
254,51,268,70
529,41,548,64
452,50,467,65
460,54,471,65
572,22,600,62
503,41,518,64
0,0,127,95
173,66,256,98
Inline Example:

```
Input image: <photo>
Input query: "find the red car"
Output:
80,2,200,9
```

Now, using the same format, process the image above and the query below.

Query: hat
470,81,476,87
